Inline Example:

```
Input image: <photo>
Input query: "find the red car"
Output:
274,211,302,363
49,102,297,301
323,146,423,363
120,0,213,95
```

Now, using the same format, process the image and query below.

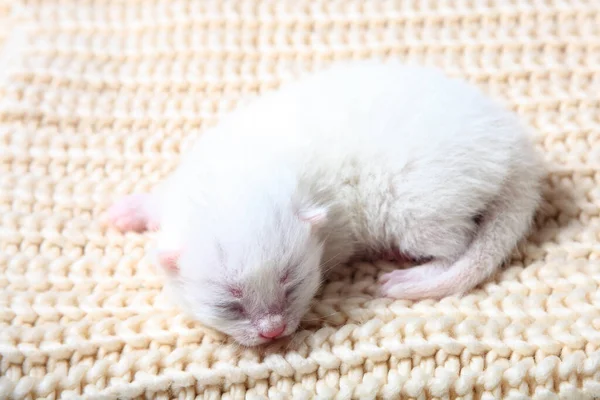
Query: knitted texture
1,1,599,399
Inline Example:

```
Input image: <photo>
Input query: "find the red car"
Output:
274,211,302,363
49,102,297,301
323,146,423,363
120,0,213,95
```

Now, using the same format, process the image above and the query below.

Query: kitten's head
156,202,328,346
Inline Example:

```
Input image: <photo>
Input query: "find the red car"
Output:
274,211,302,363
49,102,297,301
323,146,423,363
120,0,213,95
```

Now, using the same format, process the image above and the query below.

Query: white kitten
106,60,542,346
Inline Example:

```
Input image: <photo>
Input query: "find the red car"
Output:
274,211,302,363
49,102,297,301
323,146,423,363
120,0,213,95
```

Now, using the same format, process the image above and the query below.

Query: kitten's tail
390,156,543,300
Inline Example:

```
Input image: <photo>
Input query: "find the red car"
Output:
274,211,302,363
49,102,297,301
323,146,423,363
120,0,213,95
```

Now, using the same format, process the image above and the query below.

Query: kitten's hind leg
379,259,452,298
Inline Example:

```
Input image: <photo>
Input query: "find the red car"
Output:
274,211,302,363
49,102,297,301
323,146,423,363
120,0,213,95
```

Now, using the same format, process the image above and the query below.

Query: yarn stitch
0,1,599,399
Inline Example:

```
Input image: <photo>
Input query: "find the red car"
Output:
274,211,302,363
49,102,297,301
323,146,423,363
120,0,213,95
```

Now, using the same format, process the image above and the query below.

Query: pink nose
259,324,286,339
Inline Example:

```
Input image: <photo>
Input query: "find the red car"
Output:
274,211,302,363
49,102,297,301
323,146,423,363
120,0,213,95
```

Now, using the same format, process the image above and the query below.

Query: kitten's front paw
104,194,158,233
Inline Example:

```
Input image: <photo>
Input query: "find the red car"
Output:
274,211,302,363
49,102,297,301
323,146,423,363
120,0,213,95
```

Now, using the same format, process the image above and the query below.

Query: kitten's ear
297,205,328,228
157,249,181,274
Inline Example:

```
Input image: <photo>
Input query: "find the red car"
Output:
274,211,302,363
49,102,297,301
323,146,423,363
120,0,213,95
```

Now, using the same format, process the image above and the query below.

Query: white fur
107,60,542,346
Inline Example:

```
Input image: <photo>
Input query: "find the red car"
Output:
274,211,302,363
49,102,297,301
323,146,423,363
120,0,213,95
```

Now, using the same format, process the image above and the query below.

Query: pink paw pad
105,194,158,233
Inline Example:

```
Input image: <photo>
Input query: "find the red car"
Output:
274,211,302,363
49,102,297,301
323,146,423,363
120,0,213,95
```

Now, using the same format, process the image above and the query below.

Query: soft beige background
0,1,599,399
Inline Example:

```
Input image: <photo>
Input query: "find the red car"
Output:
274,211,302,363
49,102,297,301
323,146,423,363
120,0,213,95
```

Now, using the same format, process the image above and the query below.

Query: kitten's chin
234,335,269,347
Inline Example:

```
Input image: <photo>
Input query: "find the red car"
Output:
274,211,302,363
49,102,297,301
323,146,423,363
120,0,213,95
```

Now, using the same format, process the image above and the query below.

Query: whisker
321,260,344,276
320,249,346,266
302,311,341,322
284,336,295,352
320,252,343,268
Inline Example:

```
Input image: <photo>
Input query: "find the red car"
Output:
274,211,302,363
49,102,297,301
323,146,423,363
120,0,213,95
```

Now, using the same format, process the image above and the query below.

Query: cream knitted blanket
1,1,599,399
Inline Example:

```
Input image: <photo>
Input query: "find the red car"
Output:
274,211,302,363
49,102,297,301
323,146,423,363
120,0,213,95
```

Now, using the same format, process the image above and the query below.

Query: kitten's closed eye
285,287,294,299
217,301,246,319
285,279,303,299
